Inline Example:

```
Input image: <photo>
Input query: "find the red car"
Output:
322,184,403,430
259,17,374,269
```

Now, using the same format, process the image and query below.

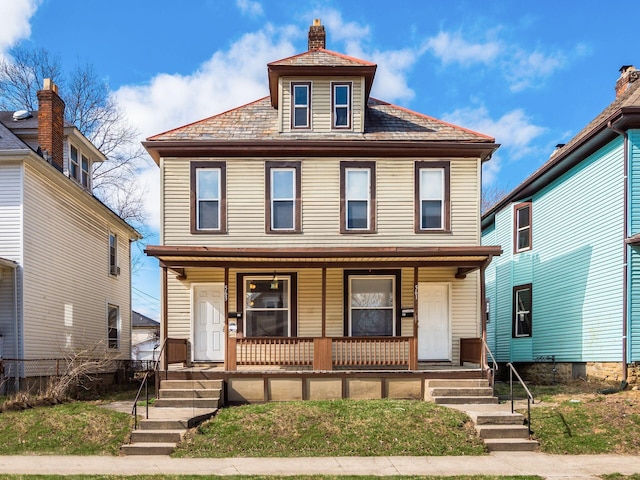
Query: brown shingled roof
268,49,376,68
148,96,494,143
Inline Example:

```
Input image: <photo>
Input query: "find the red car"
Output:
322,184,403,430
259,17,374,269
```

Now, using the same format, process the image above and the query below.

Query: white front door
193,284,225,362
417,283,451,360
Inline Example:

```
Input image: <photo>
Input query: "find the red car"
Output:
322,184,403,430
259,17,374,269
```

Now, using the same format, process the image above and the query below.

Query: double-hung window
107,304,120,349
81,154,90,189
191,162,226,233
514,202,532,252
513,284,532,337
341,161,375,233
415,161,450,232
332,82,351,129
291,82,311,129
70,145,79,181
266,161,301,233
345,271,399,337
109,232,118,276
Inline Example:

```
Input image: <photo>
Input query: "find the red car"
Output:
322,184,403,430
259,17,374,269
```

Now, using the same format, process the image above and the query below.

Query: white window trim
270,167,296,231
107,303,120,350
419,167,445,230
243,275,291,337
68,143,92,190
348,275,396,337
196,167,222,231
109,232,119,276
515,203,532,253
69,144,79,182
514,286,532,338
345,167,371,231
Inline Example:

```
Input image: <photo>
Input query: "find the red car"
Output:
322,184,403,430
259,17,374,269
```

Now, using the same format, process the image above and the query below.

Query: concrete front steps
122,379,223,455
425,379,538,452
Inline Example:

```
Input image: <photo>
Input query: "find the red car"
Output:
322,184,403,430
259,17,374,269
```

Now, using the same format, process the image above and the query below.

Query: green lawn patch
173,399,486,457
528,393,640,454
0,402,132,455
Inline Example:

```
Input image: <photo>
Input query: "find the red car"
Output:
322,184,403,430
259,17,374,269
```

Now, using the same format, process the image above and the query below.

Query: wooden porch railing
227,336,417,371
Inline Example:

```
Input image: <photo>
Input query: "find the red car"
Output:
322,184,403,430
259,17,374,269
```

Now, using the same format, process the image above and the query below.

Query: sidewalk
1,453,640,478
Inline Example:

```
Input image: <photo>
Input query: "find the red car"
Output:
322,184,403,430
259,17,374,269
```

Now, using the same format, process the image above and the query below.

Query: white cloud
444,106,545,186
236,0,263,17
507,48,566,92
0,0,40,54
311,9,419,103
424,31,502,65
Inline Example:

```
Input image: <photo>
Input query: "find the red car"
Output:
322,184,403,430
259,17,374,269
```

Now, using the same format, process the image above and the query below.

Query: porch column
321,267,326,337
161,266,168,370
224,267,232,370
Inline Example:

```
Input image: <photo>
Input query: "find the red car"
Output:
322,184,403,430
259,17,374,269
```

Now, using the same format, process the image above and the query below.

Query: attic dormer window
68,143,92,190
291,82,311,129
332,82,352,129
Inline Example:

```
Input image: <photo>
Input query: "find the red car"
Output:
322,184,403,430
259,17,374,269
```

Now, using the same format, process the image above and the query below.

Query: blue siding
629,130,640,361
483,137,625,363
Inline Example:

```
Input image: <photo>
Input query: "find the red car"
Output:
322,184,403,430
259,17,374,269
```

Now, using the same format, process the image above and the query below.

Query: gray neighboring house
131,311,160,361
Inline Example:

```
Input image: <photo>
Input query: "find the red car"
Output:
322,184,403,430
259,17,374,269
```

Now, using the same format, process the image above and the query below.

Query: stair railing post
510,368,514,413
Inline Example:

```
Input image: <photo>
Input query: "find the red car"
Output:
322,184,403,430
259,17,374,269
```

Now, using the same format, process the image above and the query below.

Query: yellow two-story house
144,21,501,390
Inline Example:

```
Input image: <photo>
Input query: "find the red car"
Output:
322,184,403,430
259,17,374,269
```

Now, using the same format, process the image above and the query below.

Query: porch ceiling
145,245,502,274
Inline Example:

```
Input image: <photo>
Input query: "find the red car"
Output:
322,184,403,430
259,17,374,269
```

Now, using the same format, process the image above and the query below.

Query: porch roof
145,245,502,277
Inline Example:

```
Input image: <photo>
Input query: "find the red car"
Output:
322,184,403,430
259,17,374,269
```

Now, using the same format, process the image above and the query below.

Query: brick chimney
615,65,640,98
308,19,326,51
37,78,65,171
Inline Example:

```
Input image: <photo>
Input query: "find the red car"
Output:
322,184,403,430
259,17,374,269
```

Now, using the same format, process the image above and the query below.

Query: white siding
163,156,481,247
21,162,133,359
0,163,23,262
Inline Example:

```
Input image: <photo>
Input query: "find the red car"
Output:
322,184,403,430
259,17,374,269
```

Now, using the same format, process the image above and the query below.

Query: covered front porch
146,245,500,374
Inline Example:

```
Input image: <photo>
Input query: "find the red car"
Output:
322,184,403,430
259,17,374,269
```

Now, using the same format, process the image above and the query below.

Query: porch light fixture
270,272,279,290
249,282,257,290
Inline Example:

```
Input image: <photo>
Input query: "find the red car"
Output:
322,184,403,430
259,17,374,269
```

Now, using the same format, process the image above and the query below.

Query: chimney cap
620,65,635,73
42,78,59,94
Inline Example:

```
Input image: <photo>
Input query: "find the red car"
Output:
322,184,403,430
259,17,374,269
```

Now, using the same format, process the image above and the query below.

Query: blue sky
1,0,637,319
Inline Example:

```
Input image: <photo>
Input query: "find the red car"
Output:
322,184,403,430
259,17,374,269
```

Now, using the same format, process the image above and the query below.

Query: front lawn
173,399,486,457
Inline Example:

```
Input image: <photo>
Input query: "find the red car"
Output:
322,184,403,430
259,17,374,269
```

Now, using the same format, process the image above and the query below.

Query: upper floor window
190,161,227,234
332,82,352,129
107,304,120,349
70,145,79,181
513,284,532,337
514,202,532,252
415,161,450,232
291,82,311,129
81,154,90,189
109,232,119,276
266,161,301,233
340,161,375,233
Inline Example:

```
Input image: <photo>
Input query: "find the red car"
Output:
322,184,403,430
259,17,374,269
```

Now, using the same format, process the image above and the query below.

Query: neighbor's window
69,145,79,181
109,232,118,276
107,304,120,349
266,161,301,233
292,82,311,128
415,161,450,232
514,202,532,252
513,284,532,338
348,274,397,336
332,82,351,129
81,154,90,189
244,276,291,337
190,162,226,233
341,161,375,233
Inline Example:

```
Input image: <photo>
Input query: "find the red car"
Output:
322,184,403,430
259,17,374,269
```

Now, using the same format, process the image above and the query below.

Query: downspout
14,266,19,391
608,119,628,384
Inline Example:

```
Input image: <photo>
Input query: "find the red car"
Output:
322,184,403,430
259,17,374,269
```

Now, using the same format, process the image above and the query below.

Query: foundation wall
502,362,638,386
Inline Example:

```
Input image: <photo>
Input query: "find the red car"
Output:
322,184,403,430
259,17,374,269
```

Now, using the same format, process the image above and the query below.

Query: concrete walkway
0,453,639,478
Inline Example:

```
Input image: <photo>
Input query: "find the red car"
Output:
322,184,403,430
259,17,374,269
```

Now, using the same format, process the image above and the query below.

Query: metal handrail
506,362,534,436
481,337,498,391
131,338,167,430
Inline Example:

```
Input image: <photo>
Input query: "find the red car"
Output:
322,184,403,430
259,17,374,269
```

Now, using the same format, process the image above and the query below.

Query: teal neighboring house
481,66,640,385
